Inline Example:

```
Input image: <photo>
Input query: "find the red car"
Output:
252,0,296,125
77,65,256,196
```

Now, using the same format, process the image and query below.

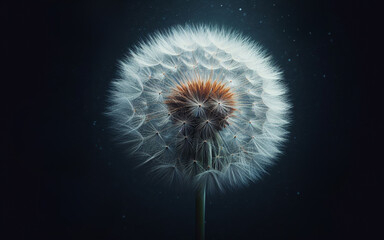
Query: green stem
195,186,206,240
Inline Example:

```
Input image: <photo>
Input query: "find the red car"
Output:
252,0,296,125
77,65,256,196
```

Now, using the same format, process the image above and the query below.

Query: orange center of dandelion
165,77,236,139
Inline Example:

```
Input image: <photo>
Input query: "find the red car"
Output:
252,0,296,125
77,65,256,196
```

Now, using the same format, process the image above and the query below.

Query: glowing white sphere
108,25,290,192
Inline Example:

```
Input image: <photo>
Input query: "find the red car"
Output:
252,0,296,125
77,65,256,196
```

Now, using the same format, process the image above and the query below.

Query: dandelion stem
195,185,206,240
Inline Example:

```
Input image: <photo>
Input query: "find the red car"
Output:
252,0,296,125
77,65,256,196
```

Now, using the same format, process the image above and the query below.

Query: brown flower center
165,76,236,139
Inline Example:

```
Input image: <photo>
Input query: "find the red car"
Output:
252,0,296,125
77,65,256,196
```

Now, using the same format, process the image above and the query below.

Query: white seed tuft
107,24,290,193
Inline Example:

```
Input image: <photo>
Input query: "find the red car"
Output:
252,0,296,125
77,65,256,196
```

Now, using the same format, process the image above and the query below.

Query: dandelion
107,25,290,240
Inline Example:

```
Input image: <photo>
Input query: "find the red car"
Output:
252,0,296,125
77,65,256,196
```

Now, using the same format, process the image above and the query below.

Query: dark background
4,0,382,239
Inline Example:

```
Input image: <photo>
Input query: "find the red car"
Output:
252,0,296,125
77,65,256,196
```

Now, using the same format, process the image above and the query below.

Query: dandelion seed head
107,24,290,193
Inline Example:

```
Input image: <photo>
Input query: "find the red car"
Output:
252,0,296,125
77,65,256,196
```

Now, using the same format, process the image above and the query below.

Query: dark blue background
4,0,382,239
